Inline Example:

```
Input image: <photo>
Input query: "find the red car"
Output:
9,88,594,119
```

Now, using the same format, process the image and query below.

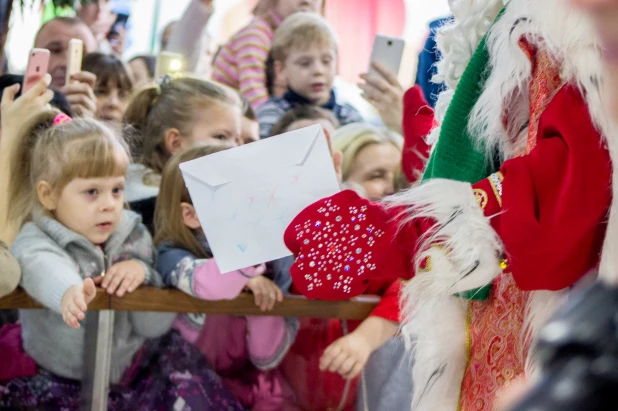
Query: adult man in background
33,17,97,118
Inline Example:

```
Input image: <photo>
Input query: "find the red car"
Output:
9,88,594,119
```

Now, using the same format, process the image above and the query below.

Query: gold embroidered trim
488,172,504,207
473,188,489,210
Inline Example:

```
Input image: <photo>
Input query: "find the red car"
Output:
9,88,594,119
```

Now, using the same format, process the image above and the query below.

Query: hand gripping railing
0,287,380,411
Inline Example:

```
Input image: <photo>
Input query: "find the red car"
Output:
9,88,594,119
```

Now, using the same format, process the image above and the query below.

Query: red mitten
284,190,418,300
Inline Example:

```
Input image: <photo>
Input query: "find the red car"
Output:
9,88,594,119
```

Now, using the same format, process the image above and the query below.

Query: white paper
179,124,340,273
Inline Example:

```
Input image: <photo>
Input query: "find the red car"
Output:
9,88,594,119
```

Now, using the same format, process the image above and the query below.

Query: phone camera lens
387,40,392,46
35,67,39,72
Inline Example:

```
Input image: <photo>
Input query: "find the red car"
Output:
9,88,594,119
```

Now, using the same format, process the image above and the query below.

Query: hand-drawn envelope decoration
179,124,340,273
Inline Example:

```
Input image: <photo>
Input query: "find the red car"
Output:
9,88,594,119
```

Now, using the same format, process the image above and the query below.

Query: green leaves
18,0,97,10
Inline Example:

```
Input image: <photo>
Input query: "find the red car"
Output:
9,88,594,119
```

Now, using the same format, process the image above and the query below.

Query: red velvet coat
285,84,612,300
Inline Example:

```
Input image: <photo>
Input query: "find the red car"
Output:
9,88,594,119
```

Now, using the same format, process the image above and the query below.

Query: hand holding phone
359,61,404,132
23,49,50,94
368,35,405,77
66,39,83,86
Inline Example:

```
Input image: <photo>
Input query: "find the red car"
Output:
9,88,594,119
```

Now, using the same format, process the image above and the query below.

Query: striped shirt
212,11,282,110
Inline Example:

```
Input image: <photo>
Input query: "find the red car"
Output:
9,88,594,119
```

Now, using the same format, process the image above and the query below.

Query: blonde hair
123,77,241,175
332,123,403,182
154,143,230,258
8,110,130,228
253,0,327,16
271,12,338,62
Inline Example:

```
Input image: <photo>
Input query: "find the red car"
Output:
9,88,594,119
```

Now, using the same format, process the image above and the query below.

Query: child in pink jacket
155,144,298,410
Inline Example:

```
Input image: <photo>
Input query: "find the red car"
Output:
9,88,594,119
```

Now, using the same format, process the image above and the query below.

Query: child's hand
61,278,97,329
245,276,283,311
320,332,373,380
96,260,146,297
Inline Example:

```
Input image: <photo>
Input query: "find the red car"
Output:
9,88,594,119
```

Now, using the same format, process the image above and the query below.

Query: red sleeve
401,85,434,183
473,85,611,291
367,279,403,322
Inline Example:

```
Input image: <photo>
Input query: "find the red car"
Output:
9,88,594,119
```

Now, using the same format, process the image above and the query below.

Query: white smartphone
368,35,405,77
155,52,186,79
23,48,50,94
66,38,83,86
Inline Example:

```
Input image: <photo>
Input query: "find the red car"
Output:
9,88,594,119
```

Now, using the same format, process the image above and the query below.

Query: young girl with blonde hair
155,143,299,410
123,77,243,232
0,82,242,409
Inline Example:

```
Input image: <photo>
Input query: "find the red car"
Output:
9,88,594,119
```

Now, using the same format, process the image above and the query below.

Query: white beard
426,0,507,145
468,0,602,159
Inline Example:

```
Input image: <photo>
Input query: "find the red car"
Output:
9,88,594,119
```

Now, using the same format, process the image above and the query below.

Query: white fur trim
522,290,566,378
385,180,503,410
386,180,503,294
468,0,603,159
401,256,469,410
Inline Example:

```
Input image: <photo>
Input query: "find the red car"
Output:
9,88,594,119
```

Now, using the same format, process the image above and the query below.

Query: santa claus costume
283,0,618,410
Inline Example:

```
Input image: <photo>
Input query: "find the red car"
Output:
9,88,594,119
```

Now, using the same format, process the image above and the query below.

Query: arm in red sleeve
367,279,403,323
401,85,435,184
472,84,611,291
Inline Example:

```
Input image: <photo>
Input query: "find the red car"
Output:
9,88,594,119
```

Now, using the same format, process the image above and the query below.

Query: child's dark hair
270,105,340,136
241,96,257,121
129,55,156,79
8,111,130,227
123,77,241,174
265,52,276,97
82,52,133,94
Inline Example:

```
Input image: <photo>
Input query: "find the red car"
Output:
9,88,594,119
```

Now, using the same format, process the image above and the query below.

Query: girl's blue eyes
84,187,124,196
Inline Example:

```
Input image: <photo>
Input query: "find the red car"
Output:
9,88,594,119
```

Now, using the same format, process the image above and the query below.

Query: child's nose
100,193,117,211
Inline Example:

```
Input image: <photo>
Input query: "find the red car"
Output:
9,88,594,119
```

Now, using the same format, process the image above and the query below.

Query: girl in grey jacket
0,108,242,410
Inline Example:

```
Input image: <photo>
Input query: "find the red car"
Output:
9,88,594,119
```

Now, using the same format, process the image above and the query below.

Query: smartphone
22,48,50,94
155,52,186,79
368,35,405,77
108,13,129,38
66,39,83,86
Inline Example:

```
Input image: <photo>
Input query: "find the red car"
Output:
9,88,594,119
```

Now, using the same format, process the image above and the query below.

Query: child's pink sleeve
246,316,299,370
175,257,262,301
235,23,272,109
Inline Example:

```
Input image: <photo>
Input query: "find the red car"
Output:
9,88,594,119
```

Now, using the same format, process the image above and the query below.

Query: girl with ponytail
122,77,243,233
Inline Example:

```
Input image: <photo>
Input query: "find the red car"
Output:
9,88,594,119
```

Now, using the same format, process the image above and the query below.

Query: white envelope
179,124,340,273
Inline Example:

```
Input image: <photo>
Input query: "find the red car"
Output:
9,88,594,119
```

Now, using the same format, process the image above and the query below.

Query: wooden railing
0,287,380,411
0,287,380,319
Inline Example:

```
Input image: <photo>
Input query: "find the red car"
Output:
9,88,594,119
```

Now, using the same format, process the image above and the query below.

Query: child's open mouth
96,222,113,231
